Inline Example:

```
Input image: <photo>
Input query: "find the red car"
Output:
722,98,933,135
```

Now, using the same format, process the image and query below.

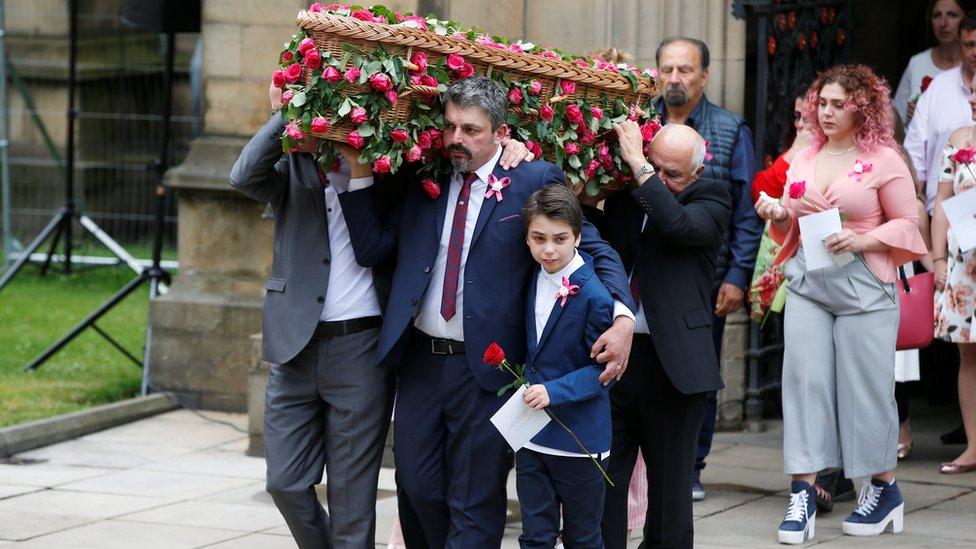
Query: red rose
417,130,433,149
921,75,933,93
422,178,441,199
385,89,398,105
369,73,393,92
524,139,543,159
579,128,596,146
281,51,294,63
446,53,466,71
565,104,584,125
391,128,410,143
344,66,361,83
640,120,661,141
539,105,555,121
303,49,322,69
954,148,976,163
528,80,543,96
590,106,604,120
310,116,329,134
308,2,325,13
455,63,475,79
419,74,438,87
373,155,392,173
297,37,316,55
349,107,368,125
483,342,506,366
788,180,807,200
428,128,443,149
283,63,302,83
322,66,342,83
347,130,365,149
410,51,428,73
584,159,600,179
560,80,576,95
351,9,373,21
281,90,294,105
285,121,304,141
405,144,423,162
564,142,580,156
508,87,523,106
272,70,286,88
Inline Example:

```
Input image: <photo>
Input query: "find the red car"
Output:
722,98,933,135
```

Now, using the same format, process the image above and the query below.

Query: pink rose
560,80,576,95
410,52,428,73
590,106,604,120
281,51,294,63
347,130,364,149
455,63,475,79
422,178,441,199
539,105,555,121
418,74,438,87
507,87,523,106
385,89,398,105
297,38,316,55
281,90,294,105
351,9,373,21
598,143,611,158
528,80,542,96
428,128,443,149
308,2,326,13
303,49,322,69
373,155,392,173
283,63,302,83
272,70,286,88
524,139,543,159
578,128,596,146
476,35,501,48
564,142,580,156
405,144,423,162
446,53,466,71
322,66,342,83
953,148,976,164
584,159,600,179
343,66,361,83
349,107,368,125
788,180,807,200
399,15,428,31
310,116,329,134
565,104,584,125
640,120,661,141
391,128,410,143
417,130,432,149
325,3,350,10
450,31,467,41
285,121,304,141
369,73,393,92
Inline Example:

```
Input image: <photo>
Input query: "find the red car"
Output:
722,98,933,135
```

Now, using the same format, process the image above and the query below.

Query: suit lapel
525,271,540,365
535,262,595,356
470,164,506,247
297,155,328,240
434,172,452,241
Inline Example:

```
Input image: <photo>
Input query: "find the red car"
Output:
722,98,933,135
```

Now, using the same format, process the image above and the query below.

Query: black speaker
122,0,201,33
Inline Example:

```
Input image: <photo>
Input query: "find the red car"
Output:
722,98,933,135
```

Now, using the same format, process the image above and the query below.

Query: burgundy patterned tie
440,172,477,321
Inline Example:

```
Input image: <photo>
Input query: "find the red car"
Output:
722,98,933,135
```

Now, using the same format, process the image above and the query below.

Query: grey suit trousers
781,250,900,479
264,327,394,549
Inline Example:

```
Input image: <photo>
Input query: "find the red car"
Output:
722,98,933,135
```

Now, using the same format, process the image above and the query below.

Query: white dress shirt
524,250,609,459
319,160,382,321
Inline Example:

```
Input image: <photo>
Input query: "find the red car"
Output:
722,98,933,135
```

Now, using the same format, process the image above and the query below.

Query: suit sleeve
228,114,288,209
337,180,402,268
543,294,613,407
633,175,731,249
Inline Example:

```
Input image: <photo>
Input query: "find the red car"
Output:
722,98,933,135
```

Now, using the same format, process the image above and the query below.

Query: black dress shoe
941,424,968,445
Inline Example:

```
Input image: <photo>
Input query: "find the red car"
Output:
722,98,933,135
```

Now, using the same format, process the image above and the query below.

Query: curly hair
803,64,895,153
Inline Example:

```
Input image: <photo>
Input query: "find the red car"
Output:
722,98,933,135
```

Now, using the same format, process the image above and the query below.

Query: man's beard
448,144,474,171
664,85,688,107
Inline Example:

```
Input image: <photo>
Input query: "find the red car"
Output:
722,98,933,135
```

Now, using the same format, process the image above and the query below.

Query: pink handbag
896,267,934,351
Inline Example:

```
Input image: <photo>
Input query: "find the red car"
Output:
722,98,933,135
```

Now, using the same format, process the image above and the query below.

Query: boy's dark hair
521,184,583,236
962,8,976,35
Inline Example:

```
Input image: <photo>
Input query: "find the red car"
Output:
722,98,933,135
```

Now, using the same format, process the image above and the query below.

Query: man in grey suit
230,83,534,548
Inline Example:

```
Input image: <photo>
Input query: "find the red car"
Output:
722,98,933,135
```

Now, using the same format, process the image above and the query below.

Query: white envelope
798,208,855,271
941,188,976,252
490,385,552,451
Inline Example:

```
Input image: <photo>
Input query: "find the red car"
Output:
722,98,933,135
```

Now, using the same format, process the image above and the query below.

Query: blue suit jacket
524,254,614,454
339,158,633,391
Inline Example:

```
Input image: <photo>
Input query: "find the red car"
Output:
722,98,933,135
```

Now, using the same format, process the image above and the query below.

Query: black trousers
600,335,706,549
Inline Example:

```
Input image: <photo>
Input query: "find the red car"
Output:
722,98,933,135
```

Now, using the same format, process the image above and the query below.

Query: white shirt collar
455,145,502,184
540,250,584,285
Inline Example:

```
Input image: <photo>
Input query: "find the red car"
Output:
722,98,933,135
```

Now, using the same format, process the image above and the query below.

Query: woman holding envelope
755,64,926,543
931,72,976,476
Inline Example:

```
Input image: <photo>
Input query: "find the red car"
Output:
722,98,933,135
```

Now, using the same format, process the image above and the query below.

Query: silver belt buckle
430,339,447,355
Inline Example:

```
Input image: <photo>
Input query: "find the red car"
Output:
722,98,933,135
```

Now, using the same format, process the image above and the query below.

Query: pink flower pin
848,159,872,182
555,276,580,307
485,173,511,201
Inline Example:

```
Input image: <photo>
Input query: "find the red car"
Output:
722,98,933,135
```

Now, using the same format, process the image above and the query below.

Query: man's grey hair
653,123,707,172
444,75,508,131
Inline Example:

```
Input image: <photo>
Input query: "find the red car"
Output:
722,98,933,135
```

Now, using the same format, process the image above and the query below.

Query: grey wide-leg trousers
263,327,394,549
781,251,899,479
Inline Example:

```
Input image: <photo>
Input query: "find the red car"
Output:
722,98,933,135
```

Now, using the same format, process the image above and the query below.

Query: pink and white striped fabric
627,449,648,531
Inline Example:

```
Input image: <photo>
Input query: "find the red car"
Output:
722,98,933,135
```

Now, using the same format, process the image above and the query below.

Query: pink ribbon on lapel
847,159,872,182
485,173,511,201
555,276,580,307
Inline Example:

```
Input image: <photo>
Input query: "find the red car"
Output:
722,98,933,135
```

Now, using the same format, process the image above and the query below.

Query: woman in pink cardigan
755,64,926,544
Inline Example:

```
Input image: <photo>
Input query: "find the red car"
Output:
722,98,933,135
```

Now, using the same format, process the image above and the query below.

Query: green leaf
291,91,307,108
337,97,353,118
588,117,599,133
516,127,530,140
568,155,582,169
585,179,601,196
357,123,375,137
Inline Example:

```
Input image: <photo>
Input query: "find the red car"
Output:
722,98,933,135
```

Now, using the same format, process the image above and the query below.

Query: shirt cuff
722,267,751,291
347,176,375,192
613,301,636,322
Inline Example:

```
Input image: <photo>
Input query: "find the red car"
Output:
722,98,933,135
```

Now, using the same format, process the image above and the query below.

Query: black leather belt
314,316,382,338
414,328,465,355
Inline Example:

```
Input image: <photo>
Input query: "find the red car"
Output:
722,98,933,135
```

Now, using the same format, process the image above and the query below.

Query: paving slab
202,532,301,548
58,469,255,499
0,463,115,488
10,519,240,548
930,488,976,512
78,411,246,450
0,490,169,540
117,500,286,532
196,481,275,508
17,439,193,470
0,484,37,500
139,449,267,480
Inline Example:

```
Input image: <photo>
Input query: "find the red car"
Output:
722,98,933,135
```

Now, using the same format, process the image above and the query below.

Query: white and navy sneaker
842,478,904,536
778,480,816,544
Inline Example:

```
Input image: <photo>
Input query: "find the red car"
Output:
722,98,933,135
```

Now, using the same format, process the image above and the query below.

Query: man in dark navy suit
339,75,635,548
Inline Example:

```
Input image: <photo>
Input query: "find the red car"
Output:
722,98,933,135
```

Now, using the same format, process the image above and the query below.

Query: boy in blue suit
518,184,615,549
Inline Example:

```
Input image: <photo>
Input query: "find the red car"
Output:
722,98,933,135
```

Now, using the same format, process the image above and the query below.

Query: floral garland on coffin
273,2,663,194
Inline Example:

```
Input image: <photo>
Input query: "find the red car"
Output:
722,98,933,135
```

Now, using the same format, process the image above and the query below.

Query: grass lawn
0,261,150,428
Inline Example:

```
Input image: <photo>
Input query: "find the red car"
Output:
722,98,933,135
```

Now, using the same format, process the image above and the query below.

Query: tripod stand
22,4,182,396
0,0,151,293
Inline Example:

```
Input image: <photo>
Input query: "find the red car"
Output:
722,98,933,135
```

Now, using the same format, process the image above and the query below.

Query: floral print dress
935,143,976,342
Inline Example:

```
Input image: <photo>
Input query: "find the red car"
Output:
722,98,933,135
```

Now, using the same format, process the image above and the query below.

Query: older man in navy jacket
339,75,634,548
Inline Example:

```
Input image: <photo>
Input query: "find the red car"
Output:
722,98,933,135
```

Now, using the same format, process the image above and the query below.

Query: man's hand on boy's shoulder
498,136,536,170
